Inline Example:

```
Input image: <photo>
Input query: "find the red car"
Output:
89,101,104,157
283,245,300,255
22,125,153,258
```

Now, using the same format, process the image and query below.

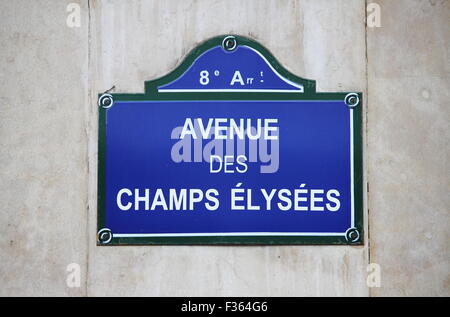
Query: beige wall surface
0,0,448,296
367,0,449,296
0,0,89,296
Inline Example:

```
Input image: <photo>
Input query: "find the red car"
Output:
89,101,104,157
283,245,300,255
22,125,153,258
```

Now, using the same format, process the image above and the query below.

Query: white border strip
158,89,302,93
111,101,354,238
114,232,346,237
350,109,355,228
245,46,304,92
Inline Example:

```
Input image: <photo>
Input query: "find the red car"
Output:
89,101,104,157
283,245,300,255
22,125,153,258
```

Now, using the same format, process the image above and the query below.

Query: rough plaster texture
367,0,450,296
0,0,89,296
0,0,447,296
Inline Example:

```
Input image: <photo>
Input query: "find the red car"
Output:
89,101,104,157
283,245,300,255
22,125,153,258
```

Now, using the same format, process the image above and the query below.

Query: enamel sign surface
97,35,363,245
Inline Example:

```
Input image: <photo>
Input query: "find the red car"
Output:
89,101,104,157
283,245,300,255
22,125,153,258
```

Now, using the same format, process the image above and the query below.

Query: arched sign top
145,35,316,95
158,45,304,93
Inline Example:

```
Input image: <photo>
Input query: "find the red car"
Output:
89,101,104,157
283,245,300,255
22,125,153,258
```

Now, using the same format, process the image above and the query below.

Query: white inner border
157,45,304,93
111,101,354,238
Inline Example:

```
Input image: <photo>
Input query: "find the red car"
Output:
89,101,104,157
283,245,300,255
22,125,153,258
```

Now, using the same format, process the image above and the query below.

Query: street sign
97,35,363,245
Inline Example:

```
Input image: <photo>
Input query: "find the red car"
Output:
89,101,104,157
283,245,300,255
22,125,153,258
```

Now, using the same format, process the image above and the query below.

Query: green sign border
97,35,364,245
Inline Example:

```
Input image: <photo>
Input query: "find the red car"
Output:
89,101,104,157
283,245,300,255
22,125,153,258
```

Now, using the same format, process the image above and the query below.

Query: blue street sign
97,35,363,245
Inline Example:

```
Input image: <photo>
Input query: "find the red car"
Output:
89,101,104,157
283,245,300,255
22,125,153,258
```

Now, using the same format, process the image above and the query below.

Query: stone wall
0,0,448,296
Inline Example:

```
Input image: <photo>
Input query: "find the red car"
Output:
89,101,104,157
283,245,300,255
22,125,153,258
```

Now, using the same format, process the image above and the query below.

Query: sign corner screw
345,227,360,243
97,228,113,244
99,93,114,109
344,93,359,108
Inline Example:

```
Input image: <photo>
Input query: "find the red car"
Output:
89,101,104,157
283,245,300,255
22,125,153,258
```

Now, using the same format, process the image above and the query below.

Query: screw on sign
222,36,237,51
98,228,112,244
99,94,113,108
345,93,360,108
